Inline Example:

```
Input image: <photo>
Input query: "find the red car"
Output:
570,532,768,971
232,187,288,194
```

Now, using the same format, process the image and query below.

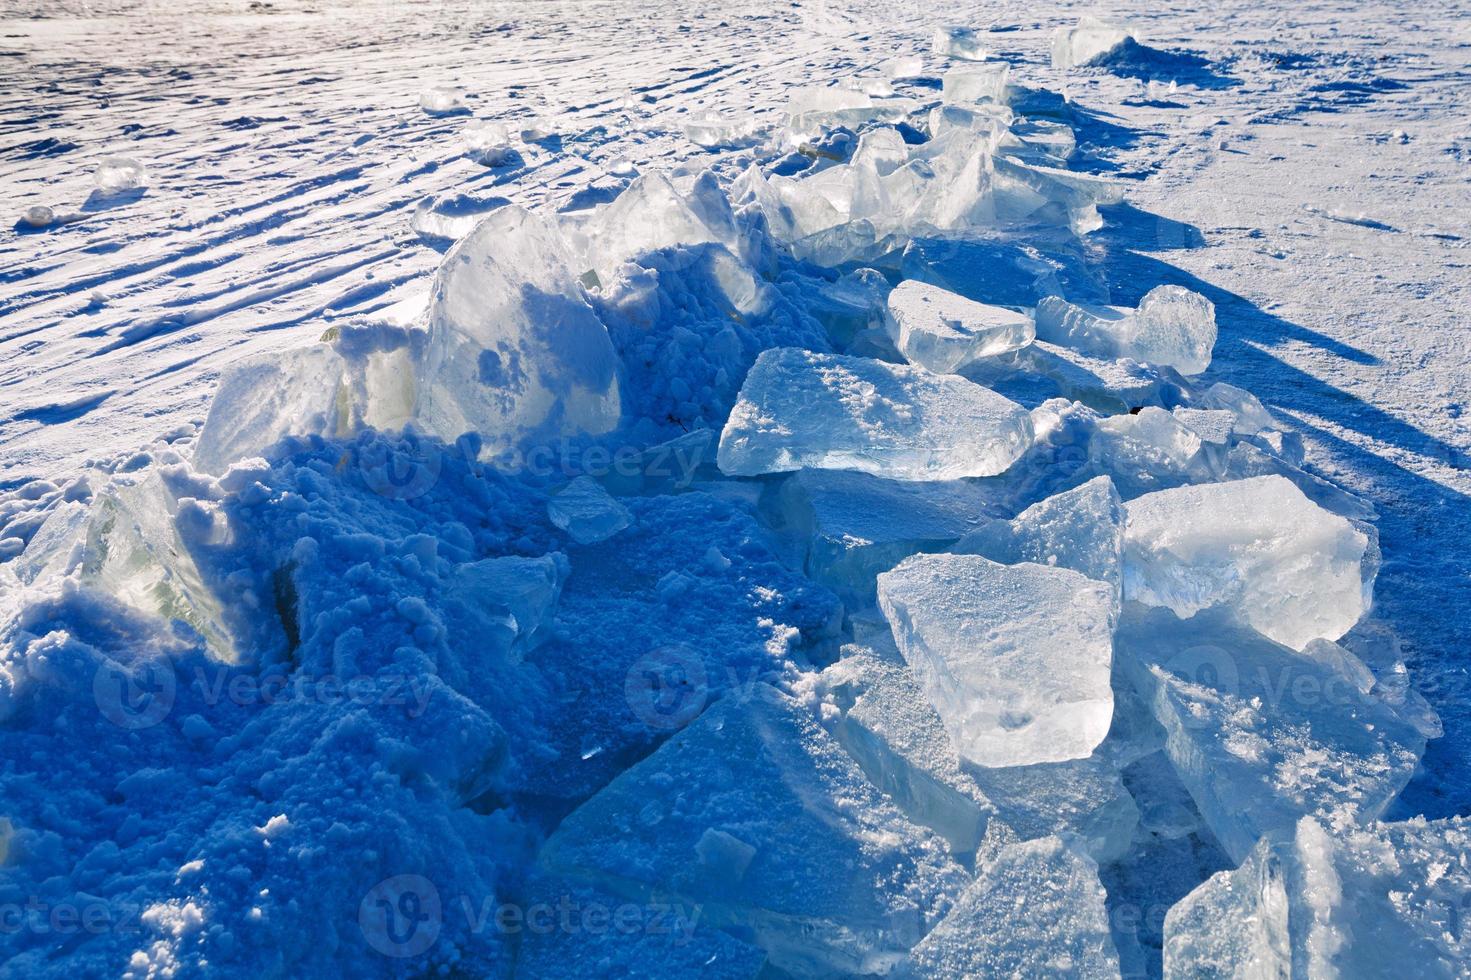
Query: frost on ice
1036,285,1218,375
882,280,1035,374
717,348,1034,481
1123,475,1375,650
877,553,1116,768
1166,816,1471,978
908,835,1122,978
540,686,965,977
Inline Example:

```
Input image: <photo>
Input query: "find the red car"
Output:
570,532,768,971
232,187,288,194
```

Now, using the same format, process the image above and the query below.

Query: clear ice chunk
877,553,1116,767
93,155,147,194
1195,381,1275,435
953,475,1125,606
462,121,517,166
1118,605,1426,863
908,836,1122,978
1035,285,1217,375
540,685,965,977
1165,816,1471,979
577,172,743,284
780,468,997,601
932,26,989,61
443,553,566,660
1051,16,1136,69
410,192,506,244
1089,406,1211,498
718,348,1034,481
941,64,1010,104
1122,475,1374,649
418,86,468,115
882,280,1034,374
968,753,1140,864
416,206,621,453
547,476,632,545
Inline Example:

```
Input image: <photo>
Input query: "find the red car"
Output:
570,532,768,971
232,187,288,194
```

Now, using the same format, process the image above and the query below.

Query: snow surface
3,1,1471,977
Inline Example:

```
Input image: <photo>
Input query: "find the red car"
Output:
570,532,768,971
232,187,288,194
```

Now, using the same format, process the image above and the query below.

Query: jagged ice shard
882,280,1035,374
718,348,1033,480
877,554,1116,768
1123,475,1374,650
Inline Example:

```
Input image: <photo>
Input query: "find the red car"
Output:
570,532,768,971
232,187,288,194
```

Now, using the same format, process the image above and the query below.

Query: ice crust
877,553,1116,768
1036,285,1217,375
718,348,1034,480
1123,475,1374,649
907,836,1123,978
541,686,966,977
1165,816,1471,979
882,279,1034,374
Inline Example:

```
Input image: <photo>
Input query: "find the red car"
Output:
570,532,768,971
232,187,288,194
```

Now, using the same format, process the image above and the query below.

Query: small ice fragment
547,476,632,545
443,553,566,659
20,204,53,228
883,280,1035,374
1196,381,1275,435
908,836,1122,978
1089,407,1209,497
462,121,516,166
1052,16,1136,69
418,86,467,115
409,192,504,243
1123,475,1374,649
1036,285,1216,375
953,475,1125,605
93,156,147,194
883,55,925,79
718,348,1034,481
1118,606,1424,863
1165,816,1471,977
933,26,989,61
942,63,1010,104
877,553,1116,768
683,110,758,148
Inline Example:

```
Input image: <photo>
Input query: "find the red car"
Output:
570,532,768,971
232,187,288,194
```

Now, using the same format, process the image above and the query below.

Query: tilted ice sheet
718,348,1033,481
1165,816,1471,979
1122,475,1374,649
1118,605,1425,864
877,553,1116,768
882,280,1035,375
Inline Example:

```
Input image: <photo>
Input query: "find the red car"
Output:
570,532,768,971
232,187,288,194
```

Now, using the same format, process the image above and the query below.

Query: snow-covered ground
2,0,1469,976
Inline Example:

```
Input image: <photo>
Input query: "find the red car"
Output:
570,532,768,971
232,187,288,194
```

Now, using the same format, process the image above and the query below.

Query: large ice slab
953,475,1125,605
1123,475,1374,649
1165,816,1471,979
717,348,1033,481
1118,605,1426,864
540,686,965,977
780,469,997,602
1036,285,1216,375
417,206,621,452
877,554,1115,767
908,836,1122,978
882,280,1034,374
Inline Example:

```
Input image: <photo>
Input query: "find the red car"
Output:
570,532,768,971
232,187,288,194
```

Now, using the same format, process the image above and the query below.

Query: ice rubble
1123,475,1375,650
1036,285,1218,375
1166,816,1471,978
718,347,1033,480
540,686,965,977
877,553,1116,768
1052,16,1138,70
546,475,632,544
882,279,1035,374
907,835,1123,978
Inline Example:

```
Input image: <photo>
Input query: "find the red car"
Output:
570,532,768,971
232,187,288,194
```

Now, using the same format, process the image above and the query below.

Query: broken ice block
1051,17,1136,69
683,110,759,148
1036,286,1216,375
1122,475,1374,649
1014,340,1181,414
416,206,621,453
1169,407,1235,446
462,121,517,166
93,156,147,194
1195,381,1275,435
442,553,566,660
883,280,1034,374
908,836,1122,978
933,26,988,61
968,753,1139,864
877,553,1115,767
547,476,631,545
410,192,505,244
941,64,1010,104
823,640,998,855
718,348,1033,481
1089,406,1211,497
578,172,744,285
953,475,1124,605
541,686,965,977
418,86,468,115
1118,605,1425,863
780,468,997,601
1165,816,1471,979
